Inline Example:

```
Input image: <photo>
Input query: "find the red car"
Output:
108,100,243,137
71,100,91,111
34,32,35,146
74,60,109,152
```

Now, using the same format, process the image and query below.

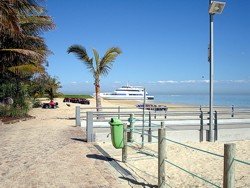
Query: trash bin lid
109,118,123,126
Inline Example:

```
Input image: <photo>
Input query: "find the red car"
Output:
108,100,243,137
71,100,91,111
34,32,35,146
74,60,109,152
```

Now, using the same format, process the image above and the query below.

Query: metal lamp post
142,88,146,148
208,1,226,142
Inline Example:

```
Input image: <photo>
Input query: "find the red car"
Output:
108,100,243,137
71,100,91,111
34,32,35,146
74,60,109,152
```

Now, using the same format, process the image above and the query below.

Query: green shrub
32,99,42,108
0,105,8,116
9,105,29,117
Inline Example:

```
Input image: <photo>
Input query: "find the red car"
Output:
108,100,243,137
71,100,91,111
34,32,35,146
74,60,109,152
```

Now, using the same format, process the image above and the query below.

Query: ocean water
153,94,250,107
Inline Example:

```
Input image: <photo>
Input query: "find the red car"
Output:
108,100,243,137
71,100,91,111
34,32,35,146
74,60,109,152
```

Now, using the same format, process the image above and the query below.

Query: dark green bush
32,99,42,108
0,82,30,117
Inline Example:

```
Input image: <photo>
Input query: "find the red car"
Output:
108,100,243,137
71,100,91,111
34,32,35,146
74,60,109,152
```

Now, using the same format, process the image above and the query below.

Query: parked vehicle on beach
78,98,90,104
63,98,90,105
136,104,168,111
63,98,71,102
42,101,59,109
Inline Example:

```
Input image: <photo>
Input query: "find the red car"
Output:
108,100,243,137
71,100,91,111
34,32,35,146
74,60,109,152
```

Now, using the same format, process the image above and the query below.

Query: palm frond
24,35,43,41
92,48,100,72
100,64,112,77
0,0,41,34
99,47,122,76
0,48,42,59
93,48,100,63
8,64,44,76
104,47,122,55
67,45,91,62
0,0,20,33
68,45,95,72
101,47,122,65
20,15,55,35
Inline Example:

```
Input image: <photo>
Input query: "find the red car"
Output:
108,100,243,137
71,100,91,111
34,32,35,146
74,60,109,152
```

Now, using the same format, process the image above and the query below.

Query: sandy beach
2,0,249,187
76,98,249,187
99,140,250,187
1,98,249,187
0,98,134,187
38,98,250,187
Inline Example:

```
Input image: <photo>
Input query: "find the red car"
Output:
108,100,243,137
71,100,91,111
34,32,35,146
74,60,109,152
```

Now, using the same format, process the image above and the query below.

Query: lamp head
209,1,226,14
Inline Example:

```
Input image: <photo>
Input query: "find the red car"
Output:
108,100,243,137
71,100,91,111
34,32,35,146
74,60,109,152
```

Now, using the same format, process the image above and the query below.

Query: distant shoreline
60,93,250,107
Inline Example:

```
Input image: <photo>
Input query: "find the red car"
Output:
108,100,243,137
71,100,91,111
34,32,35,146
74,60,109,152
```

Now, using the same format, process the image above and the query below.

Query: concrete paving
0,117,131,187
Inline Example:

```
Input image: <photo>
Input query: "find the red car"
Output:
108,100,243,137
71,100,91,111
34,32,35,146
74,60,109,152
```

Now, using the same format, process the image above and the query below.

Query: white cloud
70,81,91,85
202,80,209,83
180,80,196,83
157,80,178,84
224,80,250,84
155,79,250,84
180,80,210,84
233,80,249,83
157,80,209,84
215,80,250,84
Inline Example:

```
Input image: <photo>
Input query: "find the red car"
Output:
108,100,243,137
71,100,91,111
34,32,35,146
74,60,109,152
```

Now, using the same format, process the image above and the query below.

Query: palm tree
0,0,35,34
0,0,55,117
28,74,61,100
68,45,122,110
0,2,54,75
45,75,62,100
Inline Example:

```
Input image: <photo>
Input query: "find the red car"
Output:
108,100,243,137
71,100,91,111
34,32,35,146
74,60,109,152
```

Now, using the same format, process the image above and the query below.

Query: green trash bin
109,118,124,149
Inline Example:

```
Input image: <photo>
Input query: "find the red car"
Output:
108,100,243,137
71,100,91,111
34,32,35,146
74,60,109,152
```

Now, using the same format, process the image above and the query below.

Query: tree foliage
67,45,122,110
28,73,62,100
0,0,55,117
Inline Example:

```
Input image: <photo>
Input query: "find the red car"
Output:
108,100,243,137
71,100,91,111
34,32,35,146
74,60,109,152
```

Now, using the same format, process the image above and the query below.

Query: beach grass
61,94,93,99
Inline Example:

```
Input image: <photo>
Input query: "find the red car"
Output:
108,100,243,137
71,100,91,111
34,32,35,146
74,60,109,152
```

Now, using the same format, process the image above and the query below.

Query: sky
43,0,250,95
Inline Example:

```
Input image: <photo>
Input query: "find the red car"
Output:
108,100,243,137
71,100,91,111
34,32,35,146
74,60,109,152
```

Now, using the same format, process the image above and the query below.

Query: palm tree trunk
94,79,102,112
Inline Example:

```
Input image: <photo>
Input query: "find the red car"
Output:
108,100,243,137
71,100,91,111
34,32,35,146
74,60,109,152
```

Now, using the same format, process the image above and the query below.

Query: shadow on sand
119,177,157,188
86,154,114,161
71,138,87,142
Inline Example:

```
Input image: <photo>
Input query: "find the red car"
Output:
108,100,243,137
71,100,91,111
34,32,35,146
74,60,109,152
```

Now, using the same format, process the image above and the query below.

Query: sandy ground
0,98,136,187
73,98,249,188
41,98,249,188
99,141,250,188
2,98,248,187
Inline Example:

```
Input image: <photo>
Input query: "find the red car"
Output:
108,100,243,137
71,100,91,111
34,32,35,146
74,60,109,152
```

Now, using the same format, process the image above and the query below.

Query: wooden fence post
231,105,234,118
118,106,121,119
86,112,94,142
122,123,128,163
127,114,134,142
161,121,165,128
164,108,167,119
158,127,166,188
223,143,235,188
214,111,218,141
75,106,81,126
148,112,152,142
200,111,204,142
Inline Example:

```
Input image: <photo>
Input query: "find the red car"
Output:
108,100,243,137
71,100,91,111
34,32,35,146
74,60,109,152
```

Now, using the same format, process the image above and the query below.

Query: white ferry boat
99,85,154,100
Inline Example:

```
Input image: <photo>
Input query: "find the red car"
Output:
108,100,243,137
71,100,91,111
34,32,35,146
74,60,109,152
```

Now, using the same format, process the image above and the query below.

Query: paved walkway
0,109,131,187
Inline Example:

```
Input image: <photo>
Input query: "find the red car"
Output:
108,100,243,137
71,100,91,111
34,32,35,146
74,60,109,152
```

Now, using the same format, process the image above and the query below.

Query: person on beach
49,100,55,108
